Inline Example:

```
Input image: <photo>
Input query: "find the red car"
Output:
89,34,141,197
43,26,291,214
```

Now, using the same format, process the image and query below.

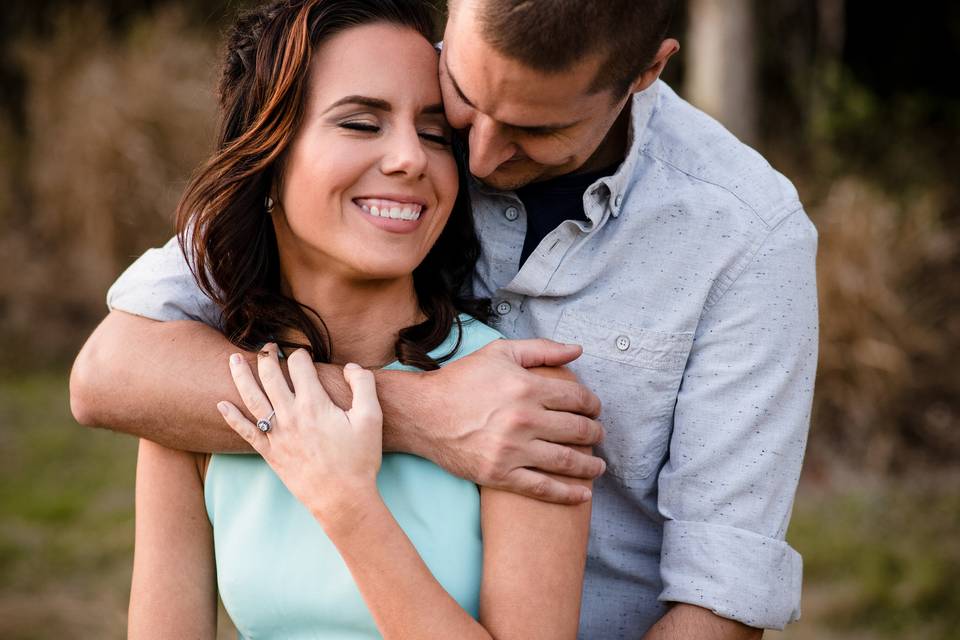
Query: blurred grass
1,373,958,639
0,371,136,638
0,372,235,639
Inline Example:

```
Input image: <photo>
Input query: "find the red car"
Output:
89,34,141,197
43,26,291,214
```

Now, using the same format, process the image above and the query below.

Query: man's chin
475,168,545,192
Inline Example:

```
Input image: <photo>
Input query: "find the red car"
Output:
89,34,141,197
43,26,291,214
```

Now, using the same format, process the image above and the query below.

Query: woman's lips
353,197,423,221
352,197,427,234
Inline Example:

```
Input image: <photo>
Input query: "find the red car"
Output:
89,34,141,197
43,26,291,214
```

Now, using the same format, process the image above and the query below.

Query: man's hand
390,338,606,505
643,604,764,640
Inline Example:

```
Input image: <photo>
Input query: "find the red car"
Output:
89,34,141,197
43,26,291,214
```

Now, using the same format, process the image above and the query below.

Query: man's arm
71,312,605,501
654,208,818,630
71,238,606,501
642,604,762,640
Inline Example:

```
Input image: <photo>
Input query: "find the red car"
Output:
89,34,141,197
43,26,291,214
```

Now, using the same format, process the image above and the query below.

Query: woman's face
274,22,457,283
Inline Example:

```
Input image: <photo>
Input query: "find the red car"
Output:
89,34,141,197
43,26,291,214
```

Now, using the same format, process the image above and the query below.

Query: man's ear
628,38,680,94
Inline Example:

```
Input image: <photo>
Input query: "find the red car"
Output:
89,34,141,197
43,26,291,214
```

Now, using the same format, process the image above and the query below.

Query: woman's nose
380,127,428,180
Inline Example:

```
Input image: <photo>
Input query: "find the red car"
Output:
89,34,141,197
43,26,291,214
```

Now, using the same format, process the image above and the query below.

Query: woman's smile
353,195,428,234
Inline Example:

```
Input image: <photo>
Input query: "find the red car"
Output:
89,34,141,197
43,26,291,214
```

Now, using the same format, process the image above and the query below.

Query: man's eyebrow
444,55,582,132
444,57,476,109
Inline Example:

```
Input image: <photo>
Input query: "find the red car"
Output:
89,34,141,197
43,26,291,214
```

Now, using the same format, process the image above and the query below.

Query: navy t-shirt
516,163,620,268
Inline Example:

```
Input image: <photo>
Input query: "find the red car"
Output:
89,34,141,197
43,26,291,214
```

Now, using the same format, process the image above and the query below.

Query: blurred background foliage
0,0,957,638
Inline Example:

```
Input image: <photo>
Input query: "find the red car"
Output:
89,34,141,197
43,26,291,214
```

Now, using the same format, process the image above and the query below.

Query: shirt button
496,301,512,315
504,206,519,221
615,335,630,351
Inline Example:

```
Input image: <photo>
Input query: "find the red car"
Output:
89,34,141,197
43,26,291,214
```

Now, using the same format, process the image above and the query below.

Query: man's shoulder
636,82,802,229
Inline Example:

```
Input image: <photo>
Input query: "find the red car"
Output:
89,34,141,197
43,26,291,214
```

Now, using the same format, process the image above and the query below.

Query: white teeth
356,199,423,221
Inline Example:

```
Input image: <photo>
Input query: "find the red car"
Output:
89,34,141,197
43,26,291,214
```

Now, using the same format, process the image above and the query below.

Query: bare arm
71,312,605,502
642,604,763,640
477,366,592,638
217,350,589,639
128,439,217,639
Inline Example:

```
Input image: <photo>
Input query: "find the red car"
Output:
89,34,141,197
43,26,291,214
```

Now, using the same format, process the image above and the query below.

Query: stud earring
265,196,274,213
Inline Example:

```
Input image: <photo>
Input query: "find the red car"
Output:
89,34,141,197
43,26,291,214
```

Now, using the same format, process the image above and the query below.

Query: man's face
440,1,631,190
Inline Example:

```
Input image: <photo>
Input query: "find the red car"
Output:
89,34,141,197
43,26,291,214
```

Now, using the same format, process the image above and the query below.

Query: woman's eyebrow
323,95,392,113
323,96,444,117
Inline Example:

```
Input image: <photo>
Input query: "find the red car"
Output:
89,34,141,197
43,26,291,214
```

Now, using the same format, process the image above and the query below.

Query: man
71,0,818,637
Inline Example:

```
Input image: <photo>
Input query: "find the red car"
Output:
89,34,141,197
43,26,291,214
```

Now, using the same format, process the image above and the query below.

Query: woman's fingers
256,343,294,410
217,400,270,454
286,348,331,405
343,363,382,428
228,353,275,421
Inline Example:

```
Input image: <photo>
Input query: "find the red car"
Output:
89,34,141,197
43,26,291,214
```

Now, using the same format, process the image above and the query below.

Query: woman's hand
216,344,384,526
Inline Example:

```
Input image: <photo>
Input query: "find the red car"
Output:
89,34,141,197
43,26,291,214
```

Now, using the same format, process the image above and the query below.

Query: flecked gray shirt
107,80,818,636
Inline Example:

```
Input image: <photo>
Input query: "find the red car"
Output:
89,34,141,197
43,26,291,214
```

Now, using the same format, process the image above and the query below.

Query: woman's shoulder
439,314,503,364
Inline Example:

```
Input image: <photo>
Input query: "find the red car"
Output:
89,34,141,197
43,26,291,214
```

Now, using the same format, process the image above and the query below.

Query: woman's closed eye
340,121,380,133
339,121,450,146
418,130,451,146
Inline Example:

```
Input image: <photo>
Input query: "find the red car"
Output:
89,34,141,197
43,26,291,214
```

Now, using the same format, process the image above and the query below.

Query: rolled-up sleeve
107,235,221,327
657,207,818,629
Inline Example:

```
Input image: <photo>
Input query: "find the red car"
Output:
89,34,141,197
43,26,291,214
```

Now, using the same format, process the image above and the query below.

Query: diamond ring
256,409,276,433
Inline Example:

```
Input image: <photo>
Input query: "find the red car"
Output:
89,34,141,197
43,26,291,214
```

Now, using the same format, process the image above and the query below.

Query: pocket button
615,335,631,351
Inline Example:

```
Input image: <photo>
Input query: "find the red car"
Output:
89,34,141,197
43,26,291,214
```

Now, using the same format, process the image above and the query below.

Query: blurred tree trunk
684,0,758,145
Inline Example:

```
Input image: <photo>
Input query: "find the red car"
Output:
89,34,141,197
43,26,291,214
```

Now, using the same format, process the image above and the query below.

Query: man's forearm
642,604,763,640
71,312,255,451
70,312,437,453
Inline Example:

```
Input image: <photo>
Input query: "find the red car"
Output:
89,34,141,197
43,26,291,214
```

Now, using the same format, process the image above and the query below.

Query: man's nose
380,128,428,179
468,114,516,178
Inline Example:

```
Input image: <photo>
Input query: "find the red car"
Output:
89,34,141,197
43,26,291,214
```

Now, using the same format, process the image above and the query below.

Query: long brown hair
176,0,489,370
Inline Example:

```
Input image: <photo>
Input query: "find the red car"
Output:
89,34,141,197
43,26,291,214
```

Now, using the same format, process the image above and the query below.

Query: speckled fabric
107,80,817,637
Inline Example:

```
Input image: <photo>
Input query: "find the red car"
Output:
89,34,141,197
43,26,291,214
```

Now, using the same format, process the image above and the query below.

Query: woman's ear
628,38,680,95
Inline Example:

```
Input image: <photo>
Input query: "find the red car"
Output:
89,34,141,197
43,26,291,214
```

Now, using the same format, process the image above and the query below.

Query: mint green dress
204,316,502,639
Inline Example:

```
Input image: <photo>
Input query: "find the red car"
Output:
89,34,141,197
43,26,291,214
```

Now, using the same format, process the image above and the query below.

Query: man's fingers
529,441,606,479
228,353,276,420
540,411,605,446
537,377,602,418
506,338,583,369
217,401,269,454
343,363,382,427
504,468,592,505
256,343,294,410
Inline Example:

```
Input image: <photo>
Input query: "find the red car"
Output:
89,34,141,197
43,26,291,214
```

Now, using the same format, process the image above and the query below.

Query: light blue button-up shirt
107,80,817,636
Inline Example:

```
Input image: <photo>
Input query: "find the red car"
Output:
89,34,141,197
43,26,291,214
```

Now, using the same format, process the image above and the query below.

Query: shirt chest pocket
554,308,693,481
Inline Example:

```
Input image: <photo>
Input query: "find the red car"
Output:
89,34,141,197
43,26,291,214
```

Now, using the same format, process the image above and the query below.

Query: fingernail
599,459,607,474
581,488,592,501
230,353,242,365
216,401,229,416
343,362,361,370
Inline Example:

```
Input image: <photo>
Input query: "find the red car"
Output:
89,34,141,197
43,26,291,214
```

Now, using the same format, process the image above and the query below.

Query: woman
127,1,591,638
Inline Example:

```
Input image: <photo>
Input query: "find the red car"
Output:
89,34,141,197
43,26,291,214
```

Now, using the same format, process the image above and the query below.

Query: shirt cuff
659,519,802,630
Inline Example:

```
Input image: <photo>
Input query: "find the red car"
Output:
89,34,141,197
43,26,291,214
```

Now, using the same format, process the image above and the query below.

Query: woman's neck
282,269,423,368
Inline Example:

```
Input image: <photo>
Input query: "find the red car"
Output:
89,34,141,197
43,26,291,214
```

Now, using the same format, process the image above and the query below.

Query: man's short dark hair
473,0,676,96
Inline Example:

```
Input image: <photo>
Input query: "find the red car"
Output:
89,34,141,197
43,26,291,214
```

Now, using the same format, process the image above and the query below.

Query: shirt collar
591,80,660,218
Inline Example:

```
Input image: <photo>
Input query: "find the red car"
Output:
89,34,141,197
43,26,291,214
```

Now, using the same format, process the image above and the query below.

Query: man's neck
574,99,632,176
